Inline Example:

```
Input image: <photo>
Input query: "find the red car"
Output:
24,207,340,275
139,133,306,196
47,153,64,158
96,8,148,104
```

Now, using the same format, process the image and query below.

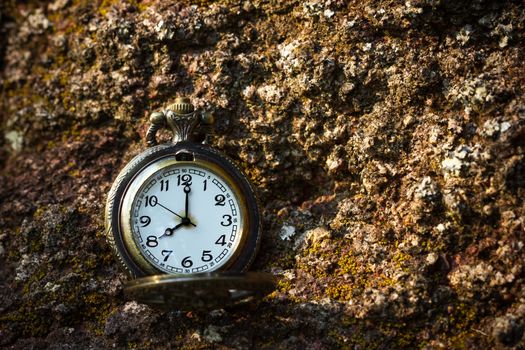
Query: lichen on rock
1,0,525,348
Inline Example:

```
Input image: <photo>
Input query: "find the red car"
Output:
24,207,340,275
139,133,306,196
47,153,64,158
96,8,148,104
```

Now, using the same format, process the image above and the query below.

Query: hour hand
172,222,185,231
158,224,182,239
159,219,195,239
158,227,173,239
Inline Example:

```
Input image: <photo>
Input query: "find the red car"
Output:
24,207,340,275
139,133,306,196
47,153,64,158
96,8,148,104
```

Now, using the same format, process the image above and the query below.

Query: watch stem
167,97,194,115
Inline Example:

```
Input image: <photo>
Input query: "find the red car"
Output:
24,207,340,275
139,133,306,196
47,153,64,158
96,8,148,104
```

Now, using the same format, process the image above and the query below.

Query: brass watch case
105,142,262,279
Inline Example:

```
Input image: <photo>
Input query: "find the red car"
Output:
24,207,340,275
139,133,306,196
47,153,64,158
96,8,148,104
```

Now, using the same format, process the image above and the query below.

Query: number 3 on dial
221,215,232,226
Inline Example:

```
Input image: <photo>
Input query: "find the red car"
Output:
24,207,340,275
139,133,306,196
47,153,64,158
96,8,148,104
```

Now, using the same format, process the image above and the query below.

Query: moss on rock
1,0,524,348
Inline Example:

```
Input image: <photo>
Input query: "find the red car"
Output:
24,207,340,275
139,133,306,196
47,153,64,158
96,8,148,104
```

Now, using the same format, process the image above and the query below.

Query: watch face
122,160,245,274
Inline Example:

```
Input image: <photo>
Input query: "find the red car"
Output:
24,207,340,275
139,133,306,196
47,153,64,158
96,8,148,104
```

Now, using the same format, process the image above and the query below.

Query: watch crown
167,97,195,115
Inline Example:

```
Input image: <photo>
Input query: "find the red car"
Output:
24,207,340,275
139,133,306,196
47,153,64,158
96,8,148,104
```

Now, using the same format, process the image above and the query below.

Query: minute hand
184,186,190,218
182,186,196,226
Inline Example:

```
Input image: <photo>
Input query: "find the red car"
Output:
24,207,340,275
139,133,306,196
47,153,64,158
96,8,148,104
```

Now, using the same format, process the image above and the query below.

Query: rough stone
1,0,524,349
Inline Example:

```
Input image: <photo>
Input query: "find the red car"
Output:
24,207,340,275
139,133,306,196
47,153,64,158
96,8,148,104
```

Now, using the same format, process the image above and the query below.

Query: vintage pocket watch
105,97,275,309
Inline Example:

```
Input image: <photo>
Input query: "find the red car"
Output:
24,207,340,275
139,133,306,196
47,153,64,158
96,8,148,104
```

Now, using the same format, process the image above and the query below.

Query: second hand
157,202,184,220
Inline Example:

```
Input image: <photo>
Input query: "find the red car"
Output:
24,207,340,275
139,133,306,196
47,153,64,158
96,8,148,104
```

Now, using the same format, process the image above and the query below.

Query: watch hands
184,185,190,218
158,222,184,239
159,186,196,239
173,222,184,230
157,202,184,220
158,227,174,239
182,185,197,227
157,185,197,239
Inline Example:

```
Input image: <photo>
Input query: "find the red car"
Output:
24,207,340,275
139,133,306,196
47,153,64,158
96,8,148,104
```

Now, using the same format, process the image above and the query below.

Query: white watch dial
129,163,243,274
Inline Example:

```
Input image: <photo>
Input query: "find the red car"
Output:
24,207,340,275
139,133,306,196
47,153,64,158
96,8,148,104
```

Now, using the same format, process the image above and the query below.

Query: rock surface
1,0,524,348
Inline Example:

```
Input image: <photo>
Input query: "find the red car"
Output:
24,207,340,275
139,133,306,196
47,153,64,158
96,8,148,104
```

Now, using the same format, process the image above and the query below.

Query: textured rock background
1,0,524,348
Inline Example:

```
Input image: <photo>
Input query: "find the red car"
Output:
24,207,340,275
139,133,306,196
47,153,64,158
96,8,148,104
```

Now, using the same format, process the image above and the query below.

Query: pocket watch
105,97,275,309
